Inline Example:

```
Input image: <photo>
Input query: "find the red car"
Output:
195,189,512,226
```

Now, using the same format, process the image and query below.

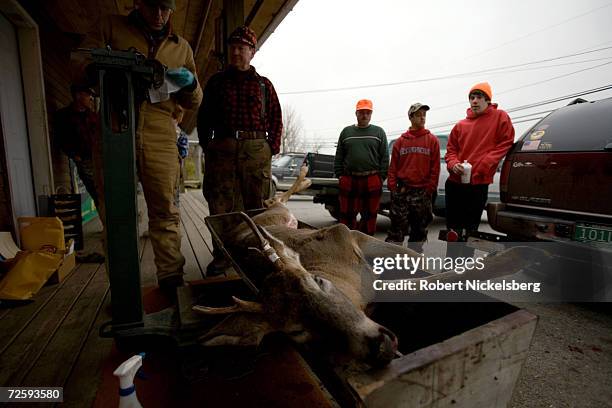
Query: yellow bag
18,217,65,252
0,250,63,300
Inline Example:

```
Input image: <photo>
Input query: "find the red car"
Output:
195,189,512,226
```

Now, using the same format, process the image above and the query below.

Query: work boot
206,257,231,277
158,274,185,301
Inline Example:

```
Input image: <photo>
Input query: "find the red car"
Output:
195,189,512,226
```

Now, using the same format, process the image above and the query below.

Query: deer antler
274,164,312,205
193,296,264,315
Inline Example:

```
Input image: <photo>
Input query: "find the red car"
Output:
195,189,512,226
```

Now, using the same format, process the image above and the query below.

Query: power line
425,112,552,133
574,38,612,53
462,2,612,62
302,84,612,139
497,61,612,99
306,58,612,135
376,61,612,124
304,111,547,144
378,85,612,136
509,109,554,120
427,116,547,135
505,84,612,112
488,56,612,74
429,117,545,133
303,111,548,146
278,46,612,95
424,85,612,130
510,117,545,125
306,56,612,132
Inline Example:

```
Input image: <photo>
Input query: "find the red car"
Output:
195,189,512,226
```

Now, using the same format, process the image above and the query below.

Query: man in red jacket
444,82,514,255
385,103,440,253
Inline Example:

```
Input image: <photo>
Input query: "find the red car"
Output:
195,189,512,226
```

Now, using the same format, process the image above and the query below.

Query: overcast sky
253,0,612,153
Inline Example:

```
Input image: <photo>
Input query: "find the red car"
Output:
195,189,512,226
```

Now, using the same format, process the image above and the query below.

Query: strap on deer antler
237,212,284,270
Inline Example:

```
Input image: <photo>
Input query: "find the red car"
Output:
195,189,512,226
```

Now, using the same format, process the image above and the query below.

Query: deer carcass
194,166,547,367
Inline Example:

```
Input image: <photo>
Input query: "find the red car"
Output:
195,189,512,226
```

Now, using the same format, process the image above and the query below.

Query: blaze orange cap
356,99,373,111
469,82,492,101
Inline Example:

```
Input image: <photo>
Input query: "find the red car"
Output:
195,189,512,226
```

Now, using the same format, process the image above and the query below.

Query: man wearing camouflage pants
386,103,440,253
197,26,282,275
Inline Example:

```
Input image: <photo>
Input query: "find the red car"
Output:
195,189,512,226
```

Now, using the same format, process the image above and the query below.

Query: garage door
0,12,37,226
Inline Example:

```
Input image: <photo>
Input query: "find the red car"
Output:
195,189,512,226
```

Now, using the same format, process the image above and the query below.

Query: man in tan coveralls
81,0,203,291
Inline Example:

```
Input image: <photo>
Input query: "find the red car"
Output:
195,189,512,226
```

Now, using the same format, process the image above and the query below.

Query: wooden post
224,0,244,35
222,0,244,67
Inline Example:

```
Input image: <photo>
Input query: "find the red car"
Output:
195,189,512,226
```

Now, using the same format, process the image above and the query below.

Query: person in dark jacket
53,85,100,208
386,103,440,253
334,99,389,235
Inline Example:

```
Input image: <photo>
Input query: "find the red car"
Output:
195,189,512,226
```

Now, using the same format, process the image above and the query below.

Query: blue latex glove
177,133,189,159
166,67,194,89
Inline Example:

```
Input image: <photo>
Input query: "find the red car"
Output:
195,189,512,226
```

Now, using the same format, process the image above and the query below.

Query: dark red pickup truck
487,97,612,246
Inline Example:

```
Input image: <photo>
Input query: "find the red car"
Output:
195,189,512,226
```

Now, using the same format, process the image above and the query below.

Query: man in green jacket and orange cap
334,99,389,235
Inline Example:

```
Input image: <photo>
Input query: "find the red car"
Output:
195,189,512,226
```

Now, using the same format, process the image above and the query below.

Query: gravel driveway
510,302,612,408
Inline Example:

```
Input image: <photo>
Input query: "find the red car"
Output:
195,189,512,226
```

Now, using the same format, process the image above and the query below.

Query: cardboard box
47,252,76,285
47,239,76,285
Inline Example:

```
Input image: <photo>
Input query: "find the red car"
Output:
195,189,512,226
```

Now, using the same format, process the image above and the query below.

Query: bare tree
303,133,337,154
306,136,324,153
281,105,304,153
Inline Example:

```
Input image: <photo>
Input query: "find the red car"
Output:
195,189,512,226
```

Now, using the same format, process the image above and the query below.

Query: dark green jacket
334,124,389,179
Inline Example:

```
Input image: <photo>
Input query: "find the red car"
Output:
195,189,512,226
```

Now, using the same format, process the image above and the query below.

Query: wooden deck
0,190,216,407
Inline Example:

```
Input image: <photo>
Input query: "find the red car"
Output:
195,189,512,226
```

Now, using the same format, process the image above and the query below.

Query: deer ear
256,224,283,249
199,313,273,347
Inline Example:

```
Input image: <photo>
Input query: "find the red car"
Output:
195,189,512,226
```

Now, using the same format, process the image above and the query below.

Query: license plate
573,224,612,243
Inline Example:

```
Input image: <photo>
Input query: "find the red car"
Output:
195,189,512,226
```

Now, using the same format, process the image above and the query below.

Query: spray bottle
113,353,145,408
460,160,472,184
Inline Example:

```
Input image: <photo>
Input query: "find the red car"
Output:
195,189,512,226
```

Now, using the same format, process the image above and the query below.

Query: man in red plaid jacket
197,25,282,275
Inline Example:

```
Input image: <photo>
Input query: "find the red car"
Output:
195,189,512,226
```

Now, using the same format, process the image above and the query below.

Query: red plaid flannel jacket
197,66,283,154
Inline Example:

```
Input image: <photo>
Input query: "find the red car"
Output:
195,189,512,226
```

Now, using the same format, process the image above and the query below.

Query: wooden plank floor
0,190,212,407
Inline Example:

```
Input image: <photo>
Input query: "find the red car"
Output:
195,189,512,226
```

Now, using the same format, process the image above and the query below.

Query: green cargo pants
203,137,272,215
